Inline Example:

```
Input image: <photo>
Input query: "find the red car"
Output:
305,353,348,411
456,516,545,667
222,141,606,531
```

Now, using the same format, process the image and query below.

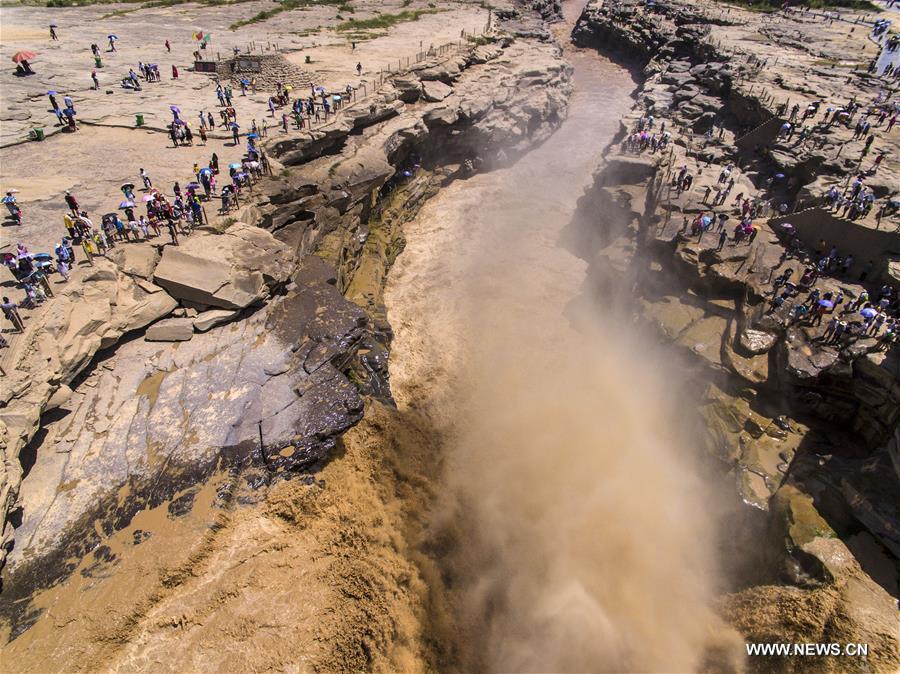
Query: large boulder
145,317,194,341
421,80,453,103
740,327,778,355
193,308,239,332
391,76,422,103
152,223,293,310
108,245,160,279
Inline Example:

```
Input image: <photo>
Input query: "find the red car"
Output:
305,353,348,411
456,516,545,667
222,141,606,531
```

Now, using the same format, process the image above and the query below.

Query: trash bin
33,127,45,141
94,56,102,68
135,113,145,126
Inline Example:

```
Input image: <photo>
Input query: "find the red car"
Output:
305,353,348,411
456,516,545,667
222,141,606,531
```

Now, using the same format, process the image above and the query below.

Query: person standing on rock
859,260,875,283
716,227,728,252
166,218,179,246
56,257,70,282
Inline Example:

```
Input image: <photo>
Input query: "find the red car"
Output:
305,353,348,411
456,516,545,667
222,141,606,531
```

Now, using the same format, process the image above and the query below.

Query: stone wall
770,207,900,284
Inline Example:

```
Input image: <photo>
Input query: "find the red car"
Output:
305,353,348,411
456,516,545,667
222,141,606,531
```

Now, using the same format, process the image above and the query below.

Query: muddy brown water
1,1,745,670
381,4,745,670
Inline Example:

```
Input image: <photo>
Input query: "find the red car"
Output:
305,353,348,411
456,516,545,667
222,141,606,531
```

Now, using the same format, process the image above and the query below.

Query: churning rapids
384,3,741,670
2,1,746,670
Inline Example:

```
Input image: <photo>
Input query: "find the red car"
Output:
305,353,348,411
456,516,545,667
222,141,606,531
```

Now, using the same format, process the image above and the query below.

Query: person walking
1,297,25,332
356,61,362,76
165,39,171,52
91,69,99,89
50,24,58,40
172,64,179,79
64,190,79,215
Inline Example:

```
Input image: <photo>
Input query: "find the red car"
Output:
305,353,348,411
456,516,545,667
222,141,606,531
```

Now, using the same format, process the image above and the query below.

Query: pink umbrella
12,50,37,63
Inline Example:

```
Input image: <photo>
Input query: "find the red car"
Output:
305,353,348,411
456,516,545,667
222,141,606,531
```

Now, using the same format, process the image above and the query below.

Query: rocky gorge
571,0,899,669
2,0,898,669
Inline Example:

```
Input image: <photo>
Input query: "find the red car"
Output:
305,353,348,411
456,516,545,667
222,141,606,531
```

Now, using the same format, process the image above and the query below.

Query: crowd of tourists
618,74,899,356
1,144,271,340
2,25,376,339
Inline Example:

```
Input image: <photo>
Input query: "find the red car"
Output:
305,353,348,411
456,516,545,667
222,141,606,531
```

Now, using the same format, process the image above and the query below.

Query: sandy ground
0,0,490,345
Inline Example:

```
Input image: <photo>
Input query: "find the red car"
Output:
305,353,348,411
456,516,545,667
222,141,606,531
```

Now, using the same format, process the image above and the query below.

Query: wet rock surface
2,253,367,609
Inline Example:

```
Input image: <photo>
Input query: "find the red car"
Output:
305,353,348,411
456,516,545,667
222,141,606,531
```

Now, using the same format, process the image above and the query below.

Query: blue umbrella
818,299,834,308
170,105,181,113
860,307,877,318
199,167,213,176
247,132,259,139
119,200,135,208
774,173,785,179
228,162,241,169
108,34,118,40
47,90,58,95
241,78,250,85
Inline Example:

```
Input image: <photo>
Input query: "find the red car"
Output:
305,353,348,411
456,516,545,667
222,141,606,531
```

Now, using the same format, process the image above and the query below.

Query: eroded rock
152,223,292,309
145,317,194,342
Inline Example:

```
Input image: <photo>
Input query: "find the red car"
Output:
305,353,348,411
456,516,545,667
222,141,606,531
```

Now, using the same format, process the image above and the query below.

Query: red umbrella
11,51,37,63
